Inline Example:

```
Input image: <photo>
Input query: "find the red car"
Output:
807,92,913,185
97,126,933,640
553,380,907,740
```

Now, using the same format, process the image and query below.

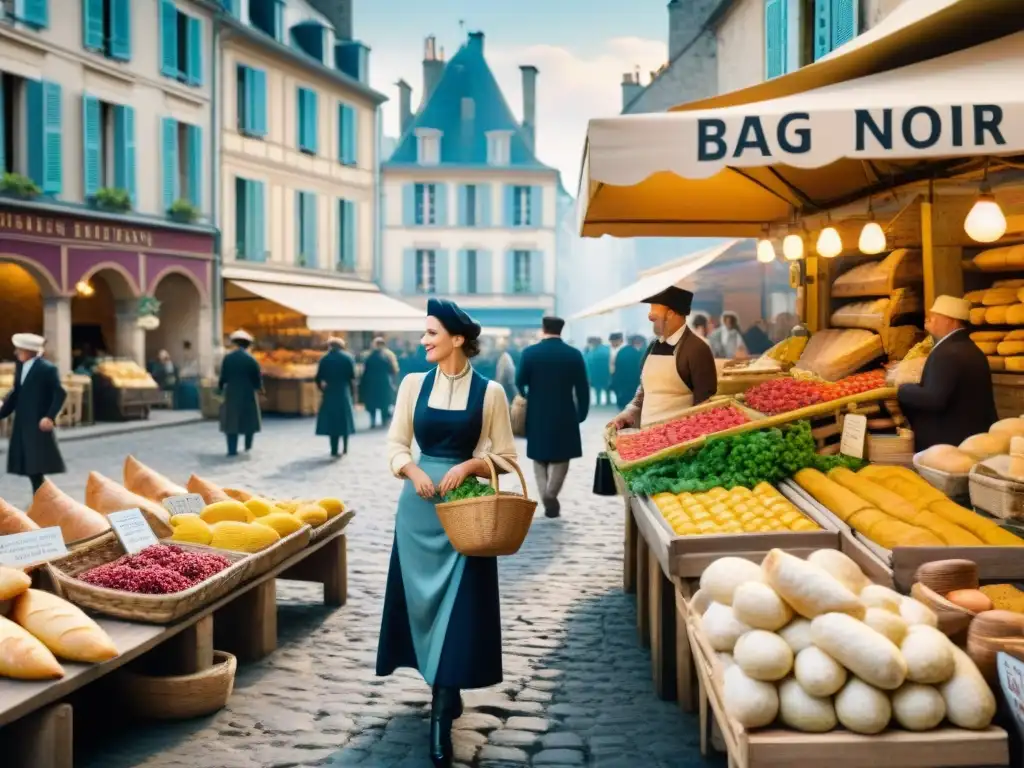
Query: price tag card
998,651,1024,737
108,509,160,554
840,413,868,459
162,494,205,517
0,527,68,568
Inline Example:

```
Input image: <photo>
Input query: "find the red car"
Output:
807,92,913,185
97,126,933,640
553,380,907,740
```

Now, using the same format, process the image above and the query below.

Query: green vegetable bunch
622,420,862,496
442,477,497,502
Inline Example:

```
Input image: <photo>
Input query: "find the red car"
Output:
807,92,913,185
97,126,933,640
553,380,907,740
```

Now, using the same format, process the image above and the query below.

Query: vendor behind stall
897,295,997,451
609,282,717,430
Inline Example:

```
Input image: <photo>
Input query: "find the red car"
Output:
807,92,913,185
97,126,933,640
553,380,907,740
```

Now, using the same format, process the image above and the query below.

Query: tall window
513,185,532,227
161,117,200,212
84,95,137,204
338,198,356,271
416,249,436,293
486,131,510,166
0,73,26,176
296,191,318,266
235,177,265,261
464,249,478,294
414,183,436,225
416,129,440,164
82,0,130,61
2,0,47,27
297,87,318,154
513,250,531,294
236,65,267,138
160,0,202,86
464,184,477,226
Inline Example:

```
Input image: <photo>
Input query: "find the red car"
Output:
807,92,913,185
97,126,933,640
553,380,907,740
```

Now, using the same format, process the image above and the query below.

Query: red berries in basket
744,370,887,416
79,544,231,594
617,406,751,461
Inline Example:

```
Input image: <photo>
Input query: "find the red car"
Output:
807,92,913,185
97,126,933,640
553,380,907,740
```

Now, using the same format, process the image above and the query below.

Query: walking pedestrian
516,316,590,518
376,298,517,768
585,337,610,406
611,333,643,409
315,337,356,458
219,329,263,456
360,337,397,428
709,311,748,359
0,334,67,495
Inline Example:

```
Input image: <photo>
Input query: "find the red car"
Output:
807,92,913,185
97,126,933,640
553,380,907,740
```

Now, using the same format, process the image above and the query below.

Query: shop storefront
0,205,215,378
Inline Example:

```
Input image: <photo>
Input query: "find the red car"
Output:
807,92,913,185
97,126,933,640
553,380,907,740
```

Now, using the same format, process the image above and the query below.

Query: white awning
579,30,1024,238
571,240,744,319
229,280,425,332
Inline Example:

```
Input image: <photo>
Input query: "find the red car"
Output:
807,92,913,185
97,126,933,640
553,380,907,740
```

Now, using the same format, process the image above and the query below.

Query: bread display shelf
686,602,1010,768
631,492,840,579
780,479,1024,591
831,249,924,299
830,287,923,332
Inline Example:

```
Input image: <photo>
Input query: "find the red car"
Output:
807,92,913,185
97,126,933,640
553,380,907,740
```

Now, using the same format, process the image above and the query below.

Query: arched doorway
0,260,45,362
147,271,202,371
71,267,137,367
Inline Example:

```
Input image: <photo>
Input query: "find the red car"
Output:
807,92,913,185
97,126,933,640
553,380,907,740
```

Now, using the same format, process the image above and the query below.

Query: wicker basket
913,452,970,498
866,430,915,465
969,464,1024,520
435,454,537,557
118,650,237,720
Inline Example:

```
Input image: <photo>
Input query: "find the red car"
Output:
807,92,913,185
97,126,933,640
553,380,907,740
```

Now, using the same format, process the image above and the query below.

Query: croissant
12,589,118,664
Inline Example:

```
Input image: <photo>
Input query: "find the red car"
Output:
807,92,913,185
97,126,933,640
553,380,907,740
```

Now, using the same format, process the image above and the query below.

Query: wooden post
158,615,214,674
280,533,349,606
675,586,696,713
6,703,73,768
623,501,637,593
648,556,676,700
215,579,277,662
636,536,650,648
921,193,966,307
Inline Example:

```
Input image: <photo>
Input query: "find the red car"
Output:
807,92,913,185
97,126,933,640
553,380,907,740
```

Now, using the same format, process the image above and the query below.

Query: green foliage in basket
0,172,41,199
94,187,132,211
442,477,497,502
622,420,863,496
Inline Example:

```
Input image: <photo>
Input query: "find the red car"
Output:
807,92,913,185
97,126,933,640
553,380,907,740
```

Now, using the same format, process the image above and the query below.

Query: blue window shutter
457,185,467,226
25,82,42,189
187,124,202,208
109,0,131,60
434,250,450,294
113,105,136,204
82,0,104,51
831,0,857,49
253,69,267,136
505,250,516,293
82,95,101,199
530,185,543,227
402,184,415,226
402,249,417,294
339,104,356,164
187,17,203,86
764,0,787,79
348,106,358,165
41,82,62,195
309,91,318,153
456,250,467,293
478,250,493,294
252,181,266,261
435,183,448,226
478,183,492,226
295,192,303,261
161,117,179,210
503,185,514,227
530,251,544,294
22,0,48,26
307,193,318,261
813,0,831,61
341,200,356,268
241,66,253,133
160,0,178,77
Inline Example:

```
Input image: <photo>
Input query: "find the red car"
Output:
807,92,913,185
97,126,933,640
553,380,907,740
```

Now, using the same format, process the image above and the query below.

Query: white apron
640,352,694,427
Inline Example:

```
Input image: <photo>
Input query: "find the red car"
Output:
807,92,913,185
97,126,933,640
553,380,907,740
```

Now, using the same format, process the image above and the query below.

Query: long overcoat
360,349,396,412
219,348,263,436
611,344,642,407
0,357,67,476
315,349,356,437
516,338,590,462
586,344,611,391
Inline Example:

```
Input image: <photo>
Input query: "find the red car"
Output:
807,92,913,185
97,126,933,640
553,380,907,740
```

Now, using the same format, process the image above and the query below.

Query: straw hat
929,296,971,321
229,329,254,343
12,333,45,353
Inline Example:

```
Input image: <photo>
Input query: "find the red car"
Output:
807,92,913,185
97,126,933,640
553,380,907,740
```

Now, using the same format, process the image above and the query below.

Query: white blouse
387,369,518,477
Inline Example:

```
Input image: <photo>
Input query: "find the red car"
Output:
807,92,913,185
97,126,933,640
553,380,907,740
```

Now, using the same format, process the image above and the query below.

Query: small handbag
510,395,527,437
593,451,618,496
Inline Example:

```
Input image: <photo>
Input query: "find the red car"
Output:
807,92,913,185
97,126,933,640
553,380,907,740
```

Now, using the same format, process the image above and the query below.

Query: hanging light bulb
756,237,776,264
965,179,1007,243
782,233,804,261
858,199,887,255
816,222,843,258
75,280,94,297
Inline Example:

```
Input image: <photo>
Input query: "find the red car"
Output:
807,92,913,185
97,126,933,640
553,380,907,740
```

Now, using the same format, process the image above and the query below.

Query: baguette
11,589,118,663
0,566,31,601
0,614,64,679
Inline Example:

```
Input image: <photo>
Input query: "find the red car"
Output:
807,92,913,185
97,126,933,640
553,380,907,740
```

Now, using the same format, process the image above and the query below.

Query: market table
0,515,352,767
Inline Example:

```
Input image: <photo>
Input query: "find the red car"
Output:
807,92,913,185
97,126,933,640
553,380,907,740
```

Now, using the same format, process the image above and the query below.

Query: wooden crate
992,373,1024,420
808,399,907,456
687,605,1010,768
263,378,321,416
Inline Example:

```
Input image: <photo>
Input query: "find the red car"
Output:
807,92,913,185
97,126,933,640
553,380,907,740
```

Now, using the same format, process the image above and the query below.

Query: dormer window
486,130,511,166
416,128,441,165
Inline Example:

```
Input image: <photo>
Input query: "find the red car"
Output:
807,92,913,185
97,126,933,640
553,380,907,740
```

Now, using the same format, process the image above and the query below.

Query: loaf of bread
27,480,110,543
964,290,986,305
187,474,230,505
0,614,64,679
989,356,1006,371
85,471,173,538
1008,305,1024,325
985,305,1011,324
970,308,987,325
0,496,39,535
976,341,999,354
762,549,865,620
0,566,31,601
975,245,1024,271
971,331,1007,342
123,456,188,502
983,287,1019,306
11,589,118,663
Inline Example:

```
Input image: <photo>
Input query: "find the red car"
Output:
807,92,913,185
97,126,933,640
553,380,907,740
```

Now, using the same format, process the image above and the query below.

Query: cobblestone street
0,412,718,768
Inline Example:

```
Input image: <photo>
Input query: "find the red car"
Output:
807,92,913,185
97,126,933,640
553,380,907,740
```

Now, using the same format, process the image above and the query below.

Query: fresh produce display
79,544,232,594
651,483,819,536
442,477,497,502
743,370,887,415
794,465,1024,548
697,549,996,734
616,405,752,461
94,360,158,389
253,349,323,379
623,421,862,496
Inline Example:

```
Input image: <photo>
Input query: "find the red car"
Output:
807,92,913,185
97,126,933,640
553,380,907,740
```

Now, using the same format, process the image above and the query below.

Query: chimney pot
519,64,538,153
468,31,484,54
397,79,413,135
421,36,445,107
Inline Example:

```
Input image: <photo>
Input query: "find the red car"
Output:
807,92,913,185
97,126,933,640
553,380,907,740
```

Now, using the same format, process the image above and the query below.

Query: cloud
371,36,667,192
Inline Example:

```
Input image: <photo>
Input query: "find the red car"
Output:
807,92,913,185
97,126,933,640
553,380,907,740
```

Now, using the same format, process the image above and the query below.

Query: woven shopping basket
436,454,537,557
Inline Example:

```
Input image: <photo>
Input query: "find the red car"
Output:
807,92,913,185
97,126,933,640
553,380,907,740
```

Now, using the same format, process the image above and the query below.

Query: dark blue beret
427,298,481,340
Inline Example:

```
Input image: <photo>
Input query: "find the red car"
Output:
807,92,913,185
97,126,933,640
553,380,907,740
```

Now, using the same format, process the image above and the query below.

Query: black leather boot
429,686,455,767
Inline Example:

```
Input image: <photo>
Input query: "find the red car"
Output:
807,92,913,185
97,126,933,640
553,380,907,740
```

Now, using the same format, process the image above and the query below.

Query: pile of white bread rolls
695,548,996,734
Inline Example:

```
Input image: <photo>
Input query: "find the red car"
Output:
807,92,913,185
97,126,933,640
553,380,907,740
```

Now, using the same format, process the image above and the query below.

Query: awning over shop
571,240,744,319
228,279,425,332
579,30,1024,238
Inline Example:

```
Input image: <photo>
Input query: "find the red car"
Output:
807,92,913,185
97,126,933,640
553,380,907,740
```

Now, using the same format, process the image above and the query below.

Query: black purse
593,452,618,496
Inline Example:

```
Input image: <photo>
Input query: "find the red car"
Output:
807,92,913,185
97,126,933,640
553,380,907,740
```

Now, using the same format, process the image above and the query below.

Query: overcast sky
358,2,670,191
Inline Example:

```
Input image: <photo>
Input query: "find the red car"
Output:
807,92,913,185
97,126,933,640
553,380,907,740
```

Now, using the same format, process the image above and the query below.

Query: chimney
397,79,412,135
621,70,643,111
305,0,352,41
421,35,445,107
519,65,538,152
467,31,484,54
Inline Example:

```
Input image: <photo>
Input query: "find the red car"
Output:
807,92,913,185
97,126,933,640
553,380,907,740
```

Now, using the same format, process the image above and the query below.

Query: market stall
90,359,166,422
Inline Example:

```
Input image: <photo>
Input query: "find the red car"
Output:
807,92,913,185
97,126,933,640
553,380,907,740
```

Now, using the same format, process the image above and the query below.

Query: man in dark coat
360,337,397,428
585,337,611,406
611,334,643,408
219,329,263,456
898,296,998,451
516,317,590,518
315,337,357,458
0,333,67,494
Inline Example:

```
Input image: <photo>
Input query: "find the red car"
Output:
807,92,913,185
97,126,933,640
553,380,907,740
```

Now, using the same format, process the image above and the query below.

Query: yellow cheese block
989,356,1006,371
998,341,1024,356
983,287,1019,306
976,341,999,354
986,305,1011,324
971,331,1007,342
1007,357,1024,372
970,307,987,325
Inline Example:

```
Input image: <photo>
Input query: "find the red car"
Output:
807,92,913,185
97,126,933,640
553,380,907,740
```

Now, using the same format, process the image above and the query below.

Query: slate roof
384,33,554,170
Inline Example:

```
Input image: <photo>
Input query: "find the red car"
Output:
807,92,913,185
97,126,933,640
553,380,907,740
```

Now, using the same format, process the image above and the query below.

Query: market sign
107,509,160,554
997,651,1024,738
163,494,206,517
0,527,67,567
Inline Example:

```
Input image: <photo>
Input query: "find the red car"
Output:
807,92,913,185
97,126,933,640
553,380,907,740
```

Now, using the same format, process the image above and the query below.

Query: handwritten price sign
108,509,160,554
998,651,1024,738
162,494,205,517
0,527,68,567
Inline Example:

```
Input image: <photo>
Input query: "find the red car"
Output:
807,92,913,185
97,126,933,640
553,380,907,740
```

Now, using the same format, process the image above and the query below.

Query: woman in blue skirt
376,299,517,767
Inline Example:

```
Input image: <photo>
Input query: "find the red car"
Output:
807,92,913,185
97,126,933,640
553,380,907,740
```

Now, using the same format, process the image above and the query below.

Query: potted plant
168,198,199,223
0,173,41,200
297,252,312,267
93,187,132,212
136,295,161,331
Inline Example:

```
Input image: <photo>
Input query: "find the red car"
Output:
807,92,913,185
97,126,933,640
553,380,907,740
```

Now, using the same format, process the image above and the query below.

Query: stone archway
71,266,140,365
147,271,203,372
0,259,47,362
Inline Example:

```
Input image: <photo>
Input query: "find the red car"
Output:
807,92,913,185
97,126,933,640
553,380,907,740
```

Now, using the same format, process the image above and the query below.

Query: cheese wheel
988,356,1006,371
1008,304,1024,325
810,612,907,690
970,307,987,325
998,341,1024,356
762,549,865,620
976,341,999,354
970,330,1006,342
985,305,1010,324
